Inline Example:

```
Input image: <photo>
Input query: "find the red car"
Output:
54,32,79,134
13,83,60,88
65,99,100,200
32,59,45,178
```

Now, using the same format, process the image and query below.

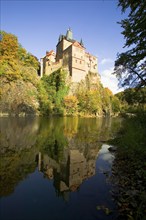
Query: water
0,116,122,220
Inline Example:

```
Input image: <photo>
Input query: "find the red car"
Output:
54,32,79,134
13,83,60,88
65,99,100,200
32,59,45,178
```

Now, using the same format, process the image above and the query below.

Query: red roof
46,50,55,57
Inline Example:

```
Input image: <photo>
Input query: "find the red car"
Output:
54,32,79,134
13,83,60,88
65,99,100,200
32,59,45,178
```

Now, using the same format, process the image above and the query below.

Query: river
0,116,123,220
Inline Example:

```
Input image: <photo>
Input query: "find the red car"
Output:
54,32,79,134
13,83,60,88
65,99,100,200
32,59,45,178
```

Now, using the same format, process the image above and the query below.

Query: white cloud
100,58,113,65
100,67,123,94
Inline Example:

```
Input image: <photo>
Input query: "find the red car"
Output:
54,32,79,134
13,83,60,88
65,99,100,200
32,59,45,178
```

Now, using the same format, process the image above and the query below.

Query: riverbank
109,114,146,220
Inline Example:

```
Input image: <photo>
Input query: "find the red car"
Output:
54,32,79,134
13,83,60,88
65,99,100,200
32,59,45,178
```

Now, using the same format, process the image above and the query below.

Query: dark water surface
0,117,122,220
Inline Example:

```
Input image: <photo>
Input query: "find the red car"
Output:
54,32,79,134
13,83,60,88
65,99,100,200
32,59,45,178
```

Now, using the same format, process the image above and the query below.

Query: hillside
0,31,120,117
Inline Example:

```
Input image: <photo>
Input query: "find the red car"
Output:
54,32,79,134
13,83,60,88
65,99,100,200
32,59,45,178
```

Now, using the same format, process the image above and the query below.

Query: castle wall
45,60,62,76
72,68,86,82
72,45,85,73
85,53,98,73
63,46,72,75
56,40,64,61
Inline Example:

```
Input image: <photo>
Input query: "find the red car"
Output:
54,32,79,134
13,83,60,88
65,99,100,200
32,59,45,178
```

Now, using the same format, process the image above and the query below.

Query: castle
40,28,98,82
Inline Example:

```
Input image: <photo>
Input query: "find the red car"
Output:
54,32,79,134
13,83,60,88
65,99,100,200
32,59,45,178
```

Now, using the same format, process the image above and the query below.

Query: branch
129,67,146,86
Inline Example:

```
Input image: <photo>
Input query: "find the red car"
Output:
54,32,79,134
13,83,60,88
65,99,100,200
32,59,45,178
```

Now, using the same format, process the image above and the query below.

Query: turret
58,34,63,42
80,38,84,47
66,28,73,40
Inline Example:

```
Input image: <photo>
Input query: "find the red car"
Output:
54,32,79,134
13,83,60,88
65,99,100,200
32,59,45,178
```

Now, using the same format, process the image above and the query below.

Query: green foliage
37,80,52,115
114,1,146,88
102,88,112,114
111,96,121,113
116,87,146,113
76,80,120,116
40,69,69,115
77,90,102,115
36,118,68,162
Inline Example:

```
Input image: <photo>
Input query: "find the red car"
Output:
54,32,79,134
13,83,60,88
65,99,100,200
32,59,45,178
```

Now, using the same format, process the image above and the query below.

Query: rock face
0,78,40,116
69,71,101,95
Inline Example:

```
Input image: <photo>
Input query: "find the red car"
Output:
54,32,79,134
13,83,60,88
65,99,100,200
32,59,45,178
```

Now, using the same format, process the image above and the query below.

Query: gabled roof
72,41,84,49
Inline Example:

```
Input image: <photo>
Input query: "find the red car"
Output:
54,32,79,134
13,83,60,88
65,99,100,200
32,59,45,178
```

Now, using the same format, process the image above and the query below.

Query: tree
111,96,121,113
64,95,78,115
0,31,20,78
102,88,113,114
0,31,39,80
41,69,69,114
113,0,146,88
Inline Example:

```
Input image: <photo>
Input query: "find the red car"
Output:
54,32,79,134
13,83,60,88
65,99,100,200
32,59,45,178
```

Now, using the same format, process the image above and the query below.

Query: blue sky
1,0,128,93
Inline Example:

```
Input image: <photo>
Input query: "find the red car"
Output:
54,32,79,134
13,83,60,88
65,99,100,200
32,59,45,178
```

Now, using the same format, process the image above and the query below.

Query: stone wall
72,68,86,82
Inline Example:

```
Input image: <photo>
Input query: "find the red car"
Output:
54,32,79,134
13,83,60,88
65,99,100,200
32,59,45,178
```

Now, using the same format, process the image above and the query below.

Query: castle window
80,61,82,64
76,60,77,63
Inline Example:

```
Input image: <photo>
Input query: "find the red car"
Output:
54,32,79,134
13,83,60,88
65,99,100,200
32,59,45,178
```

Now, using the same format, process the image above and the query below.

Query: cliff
0,76,40,116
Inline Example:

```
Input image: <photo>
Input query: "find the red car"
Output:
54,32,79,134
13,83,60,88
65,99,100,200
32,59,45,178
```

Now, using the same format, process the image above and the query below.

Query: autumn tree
0,31,20,77
113,0,146,88
0,31,39,80
64,95,78,115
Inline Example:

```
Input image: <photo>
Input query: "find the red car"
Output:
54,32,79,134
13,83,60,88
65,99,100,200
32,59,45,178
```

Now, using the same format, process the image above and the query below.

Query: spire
80,38,84,47
58,34,62,42
66,27,73,40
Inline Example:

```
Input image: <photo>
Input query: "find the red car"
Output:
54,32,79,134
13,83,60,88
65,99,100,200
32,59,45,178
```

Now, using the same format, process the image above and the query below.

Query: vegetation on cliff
0,30,120,116
40,70,121,116
0,31,42,115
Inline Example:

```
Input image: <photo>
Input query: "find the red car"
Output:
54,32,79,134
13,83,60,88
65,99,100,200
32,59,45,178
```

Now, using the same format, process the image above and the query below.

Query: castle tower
56,28,73,62
66,28,73,40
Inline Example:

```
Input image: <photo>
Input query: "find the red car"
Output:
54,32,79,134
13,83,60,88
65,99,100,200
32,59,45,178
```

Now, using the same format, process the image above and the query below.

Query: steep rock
0,77,40,116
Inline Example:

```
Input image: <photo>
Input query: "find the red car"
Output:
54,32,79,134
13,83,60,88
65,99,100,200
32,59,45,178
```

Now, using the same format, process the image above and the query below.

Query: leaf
104,207,112,215
96,206,101,210
127,214,134,220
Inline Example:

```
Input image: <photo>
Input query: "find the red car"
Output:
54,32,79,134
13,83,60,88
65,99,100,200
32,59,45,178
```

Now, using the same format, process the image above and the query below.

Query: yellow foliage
64,95,78,114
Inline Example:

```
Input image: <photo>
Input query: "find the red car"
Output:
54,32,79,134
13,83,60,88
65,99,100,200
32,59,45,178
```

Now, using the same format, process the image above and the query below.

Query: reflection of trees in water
0,117,40,151
0,116,122,197
39,117,123,200
0,117,40,196
0,149,38,196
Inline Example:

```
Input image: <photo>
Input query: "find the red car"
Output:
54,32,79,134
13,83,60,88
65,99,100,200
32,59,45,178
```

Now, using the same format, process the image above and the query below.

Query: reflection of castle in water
39,141,101,200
